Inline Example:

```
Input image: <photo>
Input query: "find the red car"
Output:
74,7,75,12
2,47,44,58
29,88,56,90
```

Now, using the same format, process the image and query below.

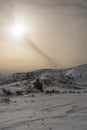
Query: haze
0,0,87,73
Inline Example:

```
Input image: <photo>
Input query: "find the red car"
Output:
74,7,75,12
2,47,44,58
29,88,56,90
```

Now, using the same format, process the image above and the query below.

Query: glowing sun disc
11,23,25,36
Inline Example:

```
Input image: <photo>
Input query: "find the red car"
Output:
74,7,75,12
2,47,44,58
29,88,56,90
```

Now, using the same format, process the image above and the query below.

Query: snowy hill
0,74,8,84
0,65,87,130
0,74,8,80
0,64,87,89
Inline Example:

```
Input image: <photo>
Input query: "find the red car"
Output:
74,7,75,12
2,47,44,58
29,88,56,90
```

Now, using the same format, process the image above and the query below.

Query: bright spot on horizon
11,23,25,36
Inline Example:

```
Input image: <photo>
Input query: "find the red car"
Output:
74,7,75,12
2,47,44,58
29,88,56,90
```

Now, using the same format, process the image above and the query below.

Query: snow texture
0,93,87,130
0,64,87,130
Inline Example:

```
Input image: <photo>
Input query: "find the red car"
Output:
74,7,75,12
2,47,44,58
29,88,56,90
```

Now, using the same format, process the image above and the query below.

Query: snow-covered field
0,93,87,130
0,64,87,130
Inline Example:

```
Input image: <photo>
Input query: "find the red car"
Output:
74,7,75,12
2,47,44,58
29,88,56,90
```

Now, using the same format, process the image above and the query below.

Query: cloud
0,0,87,72
21,0,87,9
24,36,60,68
0,0,87,8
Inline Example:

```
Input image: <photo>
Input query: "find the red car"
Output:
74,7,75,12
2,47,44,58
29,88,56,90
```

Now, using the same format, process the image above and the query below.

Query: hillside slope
0,64,87,89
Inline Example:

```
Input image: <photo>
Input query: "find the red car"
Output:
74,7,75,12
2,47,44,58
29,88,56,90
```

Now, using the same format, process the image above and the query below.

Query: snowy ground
0,93,87,130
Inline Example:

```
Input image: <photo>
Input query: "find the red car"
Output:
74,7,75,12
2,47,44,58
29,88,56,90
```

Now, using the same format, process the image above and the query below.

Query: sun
11,23,25,36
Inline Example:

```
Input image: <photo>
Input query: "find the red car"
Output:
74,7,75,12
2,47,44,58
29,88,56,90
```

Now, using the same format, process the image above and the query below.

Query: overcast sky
0,0,87,73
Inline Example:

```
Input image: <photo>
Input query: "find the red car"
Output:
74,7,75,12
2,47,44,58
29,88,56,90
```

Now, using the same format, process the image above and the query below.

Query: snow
0,64,87,90
0,64,87,130
0,93,87,130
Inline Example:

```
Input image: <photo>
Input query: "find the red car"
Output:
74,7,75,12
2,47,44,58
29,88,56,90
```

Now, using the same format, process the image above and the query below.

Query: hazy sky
0,0,87,73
